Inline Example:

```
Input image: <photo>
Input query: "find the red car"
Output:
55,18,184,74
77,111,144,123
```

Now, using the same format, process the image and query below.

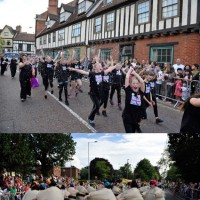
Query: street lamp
88,141,98,183
127,159,129,179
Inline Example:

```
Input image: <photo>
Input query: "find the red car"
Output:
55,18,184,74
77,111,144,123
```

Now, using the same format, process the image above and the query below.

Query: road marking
47,91,97,133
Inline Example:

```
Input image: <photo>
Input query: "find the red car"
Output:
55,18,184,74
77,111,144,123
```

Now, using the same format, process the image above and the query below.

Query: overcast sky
0,0,71,33
65,134,169,171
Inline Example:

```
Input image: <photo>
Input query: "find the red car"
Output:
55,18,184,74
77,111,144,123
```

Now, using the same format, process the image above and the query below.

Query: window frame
78,1,86,14
53,32,56,42
159,0,180,20
27,44,31,52
100,48,112,61
43,35,47,44
94,16,102,33
150,46,174,66
6,40,11,46
136,0,151,25
72,23,81,37
40,37,42,45
4,32,9,36
105,12,115,31
48,33,51,43
60,13,66,23
119,44,134,62
58,29,65,41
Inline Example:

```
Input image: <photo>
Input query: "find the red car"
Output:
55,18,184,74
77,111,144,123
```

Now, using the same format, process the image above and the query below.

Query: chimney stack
48,0,58,15
16,25,22,33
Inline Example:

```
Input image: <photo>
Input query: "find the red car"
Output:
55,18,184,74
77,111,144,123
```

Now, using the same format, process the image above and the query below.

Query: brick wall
91,33,200,65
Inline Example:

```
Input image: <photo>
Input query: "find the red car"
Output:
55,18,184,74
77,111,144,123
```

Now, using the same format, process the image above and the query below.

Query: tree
166,164,182,182
0,36,5,53
29,134,76,176
157,148,172,178
80,167,88,180
0,134,35,176
168,133,200,182
90,158,113,180
119,163,134,179
133,158,159,181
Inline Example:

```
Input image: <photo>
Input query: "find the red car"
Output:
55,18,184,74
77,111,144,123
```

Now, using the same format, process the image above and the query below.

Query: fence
155,77,200,108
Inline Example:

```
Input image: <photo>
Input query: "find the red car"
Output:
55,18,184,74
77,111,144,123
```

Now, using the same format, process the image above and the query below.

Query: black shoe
88,119,95,127
51,90,54,94
44,95,47,99
156,118,163,124
102,110,107,117
21,98,25,102
96,111,100,116
65,100,69,106
59,98,62,101
75,92,78,97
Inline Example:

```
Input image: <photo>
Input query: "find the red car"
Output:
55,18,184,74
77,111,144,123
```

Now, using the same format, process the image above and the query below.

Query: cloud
66,134,168,170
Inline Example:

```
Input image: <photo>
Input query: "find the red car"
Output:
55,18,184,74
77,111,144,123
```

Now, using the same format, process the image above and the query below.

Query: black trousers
10,66,17,77
59,82,68,101
110,84,121,104
1,65,7,75
123,118,140,133
42,74,53,91
88,94,101,121
100,89,109,109
20,78,31,99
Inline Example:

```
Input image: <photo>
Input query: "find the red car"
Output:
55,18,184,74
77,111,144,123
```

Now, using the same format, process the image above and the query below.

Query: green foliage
0,134,35,176
133,158,160,181
0,134,76,177
90,158,113,180
29,134,76,176
119,163,134,179
80,167,88,180
168,133,200,182
166,164,182,182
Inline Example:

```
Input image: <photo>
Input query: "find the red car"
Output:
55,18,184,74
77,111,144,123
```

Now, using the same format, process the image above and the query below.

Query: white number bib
47,64,52,68
95,75,102,85
146,85,150,93
130,93,141,106
103,75,109,82
116,70,122,75
62,66,67,71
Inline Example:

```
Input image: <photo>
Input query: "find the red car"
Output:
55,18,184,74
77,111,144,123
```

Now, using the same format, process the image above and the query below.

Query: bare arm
190,98,200,107
53,51,60,62
40,47,45,57
125,67,133,88
69,67,89,76
131,69,145,92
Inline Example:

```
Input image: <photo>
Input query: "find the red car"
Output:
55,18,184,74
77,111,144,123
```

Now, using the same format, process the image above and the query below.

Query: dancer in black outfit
39,48,60,99
56,50,72,106
109,63,123,110
18,55,33,102
10,56,18,78
69,56,117,127
1,55,8,75
122,66,145,133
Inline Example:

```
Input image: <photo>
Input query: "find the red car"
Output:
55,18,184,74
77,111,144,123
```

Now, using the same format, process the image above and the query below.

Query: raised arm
40,47,45,57
131,68,145,92
125,67,133,88
53,51,61,62
69,67,89,76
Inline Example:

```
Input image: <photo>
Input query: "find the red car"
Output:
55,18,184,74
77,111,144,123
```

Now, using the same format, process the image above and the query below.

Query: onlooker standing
1,54,8,75
155,65,164,99
173,58,185,74
191,64,199,94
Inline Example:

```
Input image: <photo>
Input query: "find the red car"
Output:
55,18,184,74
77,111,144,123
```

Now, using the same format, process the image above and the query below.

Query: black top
41,60,54,77
144,81,151,101
1,57,8,66
180,98,200,133
122,86,144,123
19,64,32,81
89,71,105,96
150,79,156,97
10,58,18,67
71,62,83,79
102,73,111,90
111,69,123,85
56,63,70,83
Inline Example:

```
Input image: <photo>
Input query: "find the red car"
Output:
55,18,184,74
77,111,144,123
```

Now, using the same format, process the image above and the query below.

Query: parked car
5,52,20,62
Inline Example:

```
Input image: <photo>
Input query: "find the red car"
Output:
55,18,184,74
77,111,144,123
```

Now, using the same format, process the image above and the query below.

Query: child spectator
183,69,192,82
181,81,190,101
174,74,183,103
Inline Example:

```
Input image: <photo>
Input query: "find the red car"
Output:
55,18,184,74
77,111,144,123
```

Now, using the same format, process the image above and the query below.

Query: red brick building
35,0,200,66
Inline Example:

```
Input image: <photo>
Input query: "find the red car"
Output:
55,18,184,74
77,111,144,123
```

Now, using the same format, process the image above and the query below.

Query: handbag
30,77,39,88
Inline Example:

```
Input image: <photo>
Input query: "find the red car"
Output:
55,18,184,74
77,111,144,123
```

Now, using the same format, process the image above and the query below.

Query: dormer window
46,21,51,29
78,1,86,14
105,0,112,4
60,13,65,23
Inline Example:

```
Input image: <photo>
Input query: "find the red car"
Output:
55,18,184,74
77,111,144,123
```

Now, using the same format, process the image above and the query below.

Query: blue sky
0,0,70,33
65,134,169,170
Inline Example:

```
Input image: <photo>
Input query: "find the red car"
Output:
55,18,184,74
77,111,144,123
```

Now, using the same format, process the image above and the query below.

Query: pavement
0,69,183,133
